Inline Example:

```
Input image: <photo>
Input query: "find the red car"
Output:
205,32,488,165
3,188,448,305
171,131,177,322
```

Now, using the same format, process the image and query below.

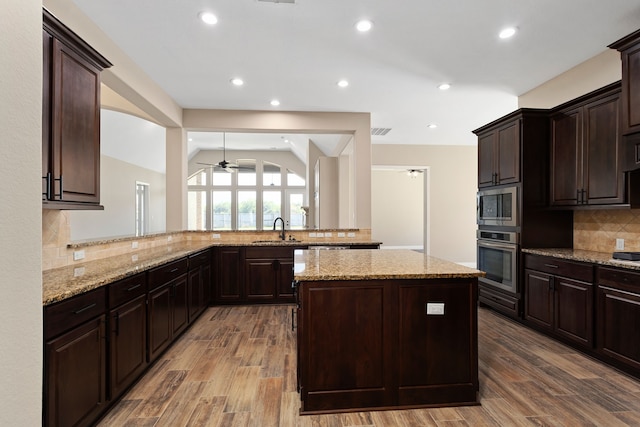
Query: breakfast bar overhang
293,249,486,414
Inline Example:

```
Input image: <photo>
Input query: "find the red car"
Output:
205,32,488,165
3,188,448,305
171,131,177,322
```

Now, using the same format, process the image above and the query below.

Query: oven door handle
478,241,516,251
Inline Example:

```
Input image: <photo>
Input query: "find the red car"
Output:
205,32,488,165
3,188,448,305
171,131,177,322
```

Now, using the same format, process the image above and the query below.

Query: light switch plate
426,303,445,315
309,232,317,238
131,241,139,249
316,232,325,238
211,233,221,239
73,250,85,261
616,238,625,250
347,232,356,238
337,232,346,238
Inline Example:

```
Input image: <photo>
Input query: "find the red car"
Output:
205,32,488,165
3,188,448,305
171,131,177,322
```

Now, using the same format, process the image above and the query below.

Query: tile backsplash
574,209,640,252
42,210,371,270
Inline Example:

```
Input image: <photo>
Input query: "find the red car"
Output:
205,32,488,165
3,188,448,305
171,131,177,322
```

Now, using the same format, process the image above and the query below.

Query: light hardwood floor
98,305,640,426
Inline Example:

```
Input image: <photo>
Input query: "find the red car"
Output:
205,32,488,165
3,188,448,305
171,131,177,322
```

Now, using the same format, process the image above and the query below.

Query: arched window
187,159,306,231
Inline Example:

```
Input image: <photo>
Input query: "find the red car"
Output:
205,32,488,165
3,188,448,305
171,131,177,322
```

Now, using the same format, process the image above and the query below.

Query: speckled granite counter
43,240,382,305
293,249,485,281
43,242,213,305
522,248,640,271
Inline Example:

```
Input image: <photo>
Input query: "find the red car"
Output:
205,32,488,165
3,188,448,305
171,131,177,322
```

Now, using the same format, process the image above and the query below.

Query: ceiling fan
197,133,250,173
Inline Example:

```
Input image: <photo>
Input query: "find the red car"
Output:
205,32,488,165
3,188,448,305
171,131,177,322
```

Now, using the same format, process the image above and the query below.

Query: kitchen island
293,249,485,414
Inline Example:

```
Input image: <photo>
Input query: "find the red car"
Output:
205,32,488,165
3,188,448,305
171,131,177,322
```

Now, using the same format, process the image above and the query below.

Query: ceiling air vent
258,0,296,3
371,127,392,136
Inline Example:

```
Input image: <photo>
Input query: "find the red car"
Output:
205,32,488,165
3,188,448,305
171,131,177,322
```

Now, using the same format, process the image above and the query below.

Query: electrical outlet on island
616,238,625,251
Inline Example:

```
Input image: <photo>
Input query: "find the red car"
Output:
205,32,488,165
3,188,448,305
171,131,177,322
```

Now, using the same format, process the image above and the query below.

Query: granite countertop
522,248,640,271
293,249,485,281
43,240,383,306
43,242,213,306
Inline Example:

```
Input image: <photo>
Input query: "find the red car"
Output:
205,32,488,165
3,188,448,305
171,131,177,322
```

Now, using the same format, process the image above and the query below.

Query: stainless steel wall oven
477,229,518,294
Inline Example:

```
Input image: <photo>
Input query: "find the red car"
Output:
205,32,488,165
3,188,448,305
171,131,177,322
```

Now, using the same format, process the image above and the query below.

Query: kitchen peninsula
293,249,484,414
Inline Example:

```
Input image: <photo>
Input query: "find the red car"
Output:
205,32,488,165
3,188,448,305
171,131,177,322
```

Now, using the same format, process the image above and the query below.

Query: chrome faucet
273,217,286,240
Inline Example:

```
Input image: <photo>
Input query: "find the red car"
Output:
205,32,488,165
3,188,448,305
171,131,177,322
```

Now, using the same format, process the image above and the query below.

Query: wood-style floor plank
98,305,640,426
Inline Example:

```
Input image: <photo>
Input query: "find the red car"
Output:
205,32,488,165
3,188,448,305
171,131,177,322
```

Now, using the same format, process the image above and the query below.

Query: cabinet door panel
110,296,147,400
305,285,386,390
398,283,474,387
550,109,581,205
52,39,101,203
245,259,277,300
277,259,295,300
554,277,593,347
598,286,640,370
497,121,520,185
188,268,202,321
477,132,495,187
622,44,640,134
216,248,243,302
584,95,623,204
46,316,106,427
148,284,172,361
172,276,189,336
524,270,554,329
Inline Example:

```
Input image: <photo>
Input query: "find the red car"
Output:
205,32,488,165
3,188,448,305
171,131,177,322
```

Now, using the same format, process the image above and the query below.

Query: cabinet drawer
189,249,211,269
45,287,106,339
245,246,297,259
148,258,188,289
479,286,518,312
109,273,147,308
598,266,640,293
524,254,593,282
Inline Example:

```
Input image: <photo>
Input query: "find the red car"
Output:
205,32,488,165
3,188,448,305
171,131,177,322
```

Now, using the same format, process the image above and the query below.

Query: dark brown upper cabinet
610,29,640,136
476,117,520,188
42,9,112,209
550,83,624,207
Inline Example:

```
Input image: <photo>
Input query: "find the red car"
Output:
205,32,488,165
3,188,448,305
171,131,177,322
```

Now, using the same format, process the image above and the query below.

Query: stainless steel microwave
477,186,518,227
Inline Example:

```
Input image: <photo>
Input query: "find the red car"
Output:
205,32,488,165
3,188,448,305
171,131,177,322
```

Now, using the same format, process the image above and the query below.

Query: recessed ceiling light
499,27,517,39
337,80,349,88
199,12,218,25
427,124,437,129
270,99,280,106
356,20,373,32
438,83,451,90
230,78,244,86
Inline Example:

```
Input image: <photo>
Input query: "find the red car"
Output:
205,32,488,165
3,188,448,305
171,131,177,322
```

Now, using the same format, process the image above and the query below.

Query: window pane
188,170,207,185
237,160,256,186
263,162,281,187
188,190,207,230
212,170,232,186
263,191,282,229
237,190,256,229
289,193,305,229
212,191,232,230
287,169,305,186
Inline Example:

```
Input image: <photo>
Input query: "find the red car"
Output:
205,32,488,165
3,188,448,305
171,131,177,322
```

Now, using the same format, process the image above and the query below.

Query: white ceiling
71,0,640,159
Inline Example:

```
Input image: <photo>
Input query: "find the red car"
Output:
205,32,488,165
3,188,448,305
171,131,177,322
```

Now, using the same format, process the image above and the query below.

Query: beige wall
1,1,42,424
69,156,167,240
372,170,424,249
372,145,477,264
518,49,621,108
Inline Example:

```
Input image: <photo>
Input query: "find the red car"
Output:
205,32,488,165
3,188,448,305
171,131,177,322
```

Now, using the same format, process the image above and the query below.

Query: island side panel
298,280,397,413
297,276,479,414
397,279,479,406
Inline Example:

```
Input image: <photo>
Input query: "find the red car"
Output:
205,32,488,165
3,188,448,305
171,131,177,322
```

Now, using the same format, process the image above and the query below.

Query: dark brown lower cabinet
296,278,478,414
245,246,303,304
597,267,640,372
214,247,243,303
44,288,107,427
147,258,188,362
188,249,212,321
109,295,147,400
524,254,594,349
